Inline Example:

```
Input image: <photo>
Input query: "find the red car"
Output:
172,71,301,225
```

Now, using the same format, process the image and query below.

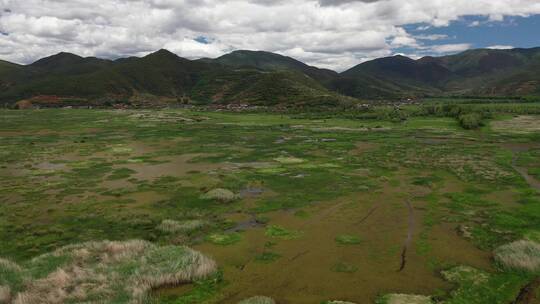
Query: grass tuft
493,240,540,273
441,265,489,285
273,157,305,164
265,225,302,240
157,219,207,234
335,235,361,245
376,294,432,304
200,189,237,203
237,296,276,304
205,233,242,246
0,240,216,304
254,252,281,264
0,285,11,303
332,262,358,273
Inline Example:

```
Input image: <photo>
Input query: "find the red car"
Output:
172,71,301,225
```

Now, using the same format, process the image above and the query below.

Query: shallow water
162,178,493,303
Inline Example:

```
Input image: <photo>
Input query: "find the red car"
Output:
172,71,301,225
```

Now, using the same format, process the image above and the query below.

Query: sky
0,0,539,71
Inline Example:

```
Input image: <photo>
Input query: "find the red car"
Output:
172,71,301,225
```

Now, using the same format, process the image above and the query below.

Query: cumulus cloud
0,0,539,70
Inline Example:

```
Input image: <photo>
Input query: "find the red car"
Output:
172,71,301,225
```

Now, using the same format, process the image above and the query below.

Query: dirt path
398,198,415,272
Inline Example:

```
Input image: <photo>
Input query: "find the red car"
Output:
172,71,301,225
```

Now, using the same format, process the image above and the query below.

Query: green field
1,108,539,303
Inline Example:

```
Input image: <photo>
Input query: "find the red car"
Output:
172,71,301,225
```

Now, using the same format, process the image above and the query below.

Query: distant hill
0,47,539,106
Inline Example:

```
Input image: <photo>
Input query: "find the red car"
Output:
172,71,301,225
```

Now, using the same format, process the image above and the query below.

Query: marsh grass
0,240,216,304
2,109,540,303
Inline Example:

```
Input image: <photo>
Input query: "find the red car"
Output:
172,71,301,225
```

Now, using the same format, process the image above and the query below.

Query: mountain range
1,47,539,107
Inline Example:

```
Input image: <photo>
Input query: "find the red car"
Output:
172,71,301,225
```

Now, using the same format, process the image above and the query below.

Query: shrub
238,296,275,304
458,113,483,130
493,240,540,273
0,240,217,304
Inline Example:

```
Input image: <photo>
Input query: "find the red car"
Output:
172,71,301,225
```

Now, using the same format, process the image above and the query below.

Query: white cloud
430,43,472,53
0,0,539,71
415,34,449,41
487,45,514,49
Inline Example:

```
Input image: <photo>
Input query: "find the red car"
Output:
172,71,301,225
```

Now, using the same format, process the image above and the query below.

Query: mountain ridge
1,46,539,106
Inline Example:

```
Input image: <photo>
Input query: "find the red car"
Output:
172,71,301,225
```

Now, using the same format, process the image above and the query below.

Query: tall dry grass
157,219,207,234
237,296,276,304
493,240,540,273
0,240,217,304
201,188,236,203
0,286,11,303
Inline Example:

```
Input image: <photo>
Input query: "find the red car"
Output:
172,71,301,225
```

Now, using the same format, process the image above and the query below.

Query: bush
458,113,483,129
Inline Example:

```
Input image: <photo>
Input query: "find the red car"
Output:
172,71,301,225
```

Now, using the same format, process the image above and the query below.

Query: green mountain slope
191,68,352,106
340,47,540,98
0,60,22,92
0,50,352,106
213,50,338,86
0,47,539,106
